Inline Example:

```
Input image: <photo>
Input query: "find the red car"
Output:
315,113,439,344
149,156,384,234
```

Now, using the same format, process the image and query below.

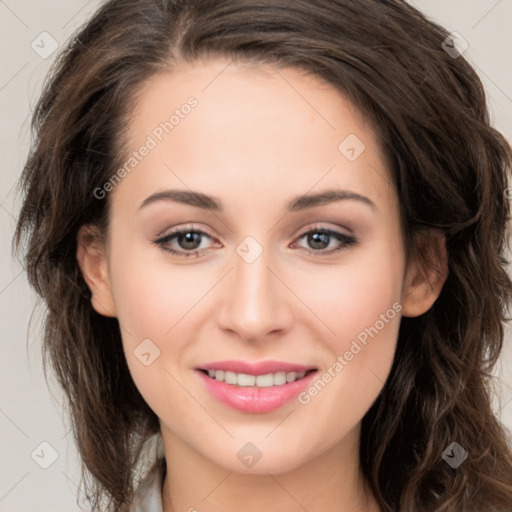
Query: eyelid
295,222,354,238
153,222,216,240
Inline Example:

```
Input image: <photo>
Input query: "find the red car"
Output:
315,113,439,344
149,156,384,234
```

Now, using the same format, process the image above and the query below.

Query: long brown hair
13,0,512,510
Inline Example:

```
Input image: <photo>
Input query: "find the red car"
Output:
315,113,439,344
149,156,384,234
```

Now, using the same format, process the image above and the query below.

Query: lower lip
196,370,317,414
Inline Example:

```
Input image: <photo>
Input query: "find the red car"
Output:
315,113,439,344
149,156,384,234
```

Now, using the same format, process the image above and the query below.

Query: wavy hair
13,0,512,510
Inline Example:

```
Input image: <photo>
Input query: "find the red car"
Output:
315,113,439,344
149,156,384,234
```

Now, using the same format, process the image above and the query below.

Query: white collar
129,457,166,512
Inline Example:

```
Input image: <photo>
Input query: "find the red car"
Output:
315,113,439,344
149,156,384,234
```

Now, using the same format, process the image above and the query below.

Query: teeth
224,371,238,385
204,369,308,387
286,372,296,383
273,371,287,386
237,372,256,386
255,374,274,387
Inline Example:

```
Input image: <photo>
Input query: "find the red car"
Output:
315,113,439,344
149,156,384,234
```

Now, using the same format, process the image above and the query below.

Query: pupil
309,232,329,249
180,232,201,249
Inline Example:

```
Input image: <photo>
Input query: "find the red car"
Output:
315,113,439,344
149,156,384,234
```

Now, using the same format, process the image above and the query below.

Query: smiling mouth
198,368,317,387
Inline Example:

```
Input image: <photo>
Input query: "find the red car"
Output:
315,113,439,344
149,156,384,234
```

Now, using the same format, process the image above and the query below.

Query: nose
216,243,294,343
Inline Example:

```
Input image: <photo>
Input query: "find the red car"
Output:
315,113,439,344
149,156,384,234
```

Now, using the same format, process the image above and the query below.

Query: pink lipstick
195,360,318,414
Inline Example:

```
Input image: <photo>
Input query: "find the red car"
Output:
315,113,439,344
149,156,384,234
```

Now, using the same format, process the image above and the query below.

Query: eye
292,226,357,256
153,225,219,258
153,224,357,258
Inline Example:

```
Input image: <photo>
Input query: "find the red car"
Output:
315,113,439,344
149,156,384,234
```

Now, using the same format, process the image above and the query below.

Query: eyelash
153,224,357,258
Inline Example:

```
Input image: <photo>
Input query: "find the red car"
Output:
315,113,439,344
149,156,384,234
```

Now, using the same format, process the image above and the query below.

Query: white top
129,457,166,512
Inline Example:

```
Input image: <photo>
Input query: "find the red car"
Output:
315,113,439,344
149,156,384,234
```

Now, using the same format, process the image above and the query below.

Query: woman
13,0,512,510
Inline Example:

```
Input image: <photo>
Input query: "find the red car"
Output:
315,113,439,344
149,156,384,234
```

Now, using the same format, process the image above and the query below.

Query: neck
160,424,381,512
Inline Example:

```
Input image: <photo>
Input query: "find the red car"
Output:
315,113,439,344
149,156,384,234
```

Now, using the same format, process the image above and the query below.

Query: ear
76,224,117,317
401,229,448,318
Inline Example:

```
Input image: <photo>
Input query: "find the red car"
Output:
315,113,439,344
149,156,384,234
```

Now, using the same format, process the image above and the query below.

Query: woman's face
82,58,441,474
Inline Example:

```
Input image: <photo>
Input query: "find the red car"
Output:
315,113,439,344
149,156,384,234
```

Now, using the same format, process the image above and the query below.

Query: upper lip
196,360,317,376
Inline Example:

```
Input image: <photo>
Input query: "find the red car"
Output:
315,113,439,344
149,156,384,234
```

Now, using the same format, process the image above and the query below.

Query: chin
207,438,314,475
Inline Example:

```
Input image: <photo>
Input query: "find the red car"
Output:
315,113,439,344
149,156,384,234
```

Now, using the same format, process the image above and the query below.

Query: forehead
129,58,372,151
115,58,395,215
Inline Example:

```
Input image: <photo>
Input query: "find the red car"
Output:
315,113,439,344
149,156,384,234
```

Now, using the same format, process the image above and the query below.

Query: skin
77,58,447,512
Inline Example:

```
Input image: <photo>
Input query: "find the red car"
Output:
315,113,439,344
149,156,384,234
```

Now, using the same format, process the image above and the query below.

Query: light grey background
1,1,511,511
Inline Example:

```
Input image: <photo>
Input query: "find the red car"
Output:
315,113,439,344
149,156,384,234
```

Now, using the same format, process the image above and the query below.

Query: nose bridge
216,236,292,340
235,242,273,305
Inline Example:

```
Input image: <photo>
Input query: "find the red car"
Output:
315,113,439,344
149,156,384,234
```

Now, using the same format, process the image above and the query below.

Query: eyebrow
138,189,377,212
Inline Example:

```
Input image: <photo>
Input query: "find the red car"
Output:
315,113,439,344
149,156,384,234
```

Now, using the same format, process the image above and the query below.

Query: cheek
109,261,191,415
305,241,404,344
110,268,166,344
299,240,404,406
108,236,199,342
107,241,207,405
295,243,404,438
